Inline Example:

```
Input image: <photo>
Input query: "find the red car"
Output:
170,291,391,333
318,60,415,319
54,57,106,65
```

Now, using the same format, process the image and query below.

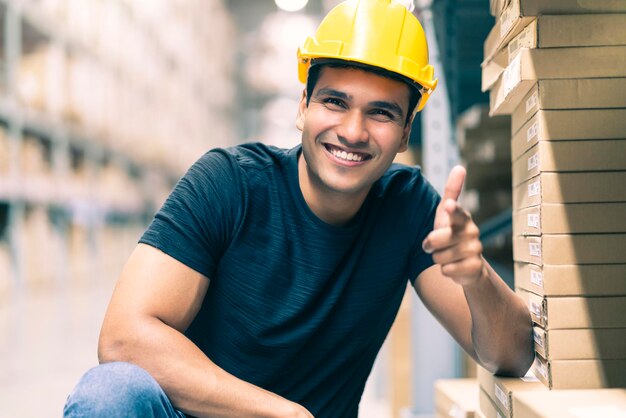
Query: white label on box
529,242,541,257
500,2,516,39
527,153,539,171
529,300,542,318
526,91,538,113
509,25,533,58
530,269,544,287
535,359,549,381
533,328,544,347
527,213,540,229
494,384,509,410
526,121,538,142
569,406,626,418
503,53,522,97
528,180,540,197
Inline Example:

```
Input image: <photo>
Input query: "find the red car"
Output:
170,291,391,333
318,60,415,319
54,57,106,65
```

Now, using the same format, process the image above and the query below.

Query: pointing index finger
442,165,467,202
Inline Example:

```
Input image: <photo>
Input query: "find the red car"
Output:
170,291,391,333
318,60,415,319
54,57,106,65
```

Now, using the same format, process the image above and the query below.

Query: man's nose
336,110,368,146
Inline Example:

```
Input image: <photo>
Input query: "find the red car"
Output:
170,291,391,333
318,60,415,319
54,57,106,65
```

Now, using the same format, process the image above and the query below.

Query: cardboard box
511,78,626,135
484,14,626,92
533,355,626,389
477,366,546,417
516,288,626,329
509,15,626,55
513,234,626,265
489,47,626,115
513,388,626,418
511,109,626,162
482,45,510,93
479,387,507,418
534,326,626,360
435,379,479,418
489,0,504,18
514,262,626,297
513,203,626,236
513,172,626,209
512,140,626,186
483,0,626,61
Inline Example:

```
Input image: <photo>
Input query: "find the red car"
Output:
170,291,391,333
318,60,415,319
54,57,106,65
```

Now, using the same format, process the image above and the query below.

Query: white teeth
330,147,364,162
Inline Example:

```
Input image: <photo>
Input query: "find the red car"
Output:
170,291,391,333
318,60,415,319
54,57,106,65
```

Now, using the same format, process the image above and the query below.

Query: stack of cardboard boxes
468,0,626,416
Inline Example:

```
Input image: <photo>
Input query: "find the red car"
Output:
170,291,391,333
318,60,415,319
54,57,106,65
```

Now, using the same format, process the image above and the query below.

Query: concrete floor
0,279,392,418
0,281,115,418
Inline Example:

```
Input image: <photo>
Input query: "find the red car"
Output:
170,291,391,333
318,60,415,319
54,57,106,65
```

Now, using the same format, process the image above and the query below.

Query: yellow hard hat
297,0,437,112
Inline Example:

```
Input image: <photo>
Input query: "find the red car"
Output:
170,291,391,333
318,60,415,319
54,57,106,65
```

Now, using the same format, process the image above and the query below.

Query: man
64,1,533,417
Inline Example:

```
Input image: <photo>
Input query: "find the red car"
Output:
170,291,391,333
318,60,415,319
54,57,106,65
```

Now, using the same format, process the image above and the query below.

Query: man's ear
398,114,414,152
296,89,307,131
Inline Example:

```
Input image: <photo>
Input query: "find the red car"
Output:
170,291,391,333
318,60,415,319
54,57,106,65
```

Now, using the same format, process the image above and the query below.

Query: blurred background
0,0,511,417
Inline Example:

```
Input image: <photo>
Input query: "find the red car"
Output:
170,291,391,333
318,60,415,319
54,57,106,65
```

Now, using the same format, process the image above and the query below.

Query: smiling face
296,65,413,222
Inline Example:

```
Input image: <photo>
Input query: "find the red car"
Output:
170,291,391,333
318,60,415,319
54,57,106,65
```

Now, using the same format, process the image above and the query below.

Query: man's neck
297,155,369,227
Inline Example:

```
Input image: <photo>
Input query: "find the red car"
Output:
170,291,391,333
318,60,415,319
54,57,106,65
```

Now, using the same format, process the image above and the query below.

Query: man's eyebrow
370,100,405,120
314,88,351,101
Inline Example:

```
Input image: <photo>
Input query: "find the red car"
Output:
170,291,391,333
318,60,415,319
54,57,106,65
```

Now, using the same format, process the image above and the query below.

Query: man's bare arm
98,243,313,418
414,166,534,376
414,261,534,376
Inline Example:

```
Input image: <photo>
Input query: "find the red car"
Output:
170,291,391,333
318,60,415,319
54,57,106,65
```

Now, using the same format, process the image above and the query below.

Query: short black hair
305,59,422,125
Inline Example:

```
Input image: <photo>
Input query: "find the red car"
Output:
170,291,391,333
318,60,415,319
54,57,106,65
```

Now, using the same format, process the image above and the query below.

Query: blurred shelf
0,0,237,290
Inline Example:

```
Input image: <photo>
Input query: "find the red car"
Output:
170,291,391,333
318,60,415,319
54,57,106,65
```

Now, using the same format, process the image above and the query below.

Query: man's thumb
442,165,466,202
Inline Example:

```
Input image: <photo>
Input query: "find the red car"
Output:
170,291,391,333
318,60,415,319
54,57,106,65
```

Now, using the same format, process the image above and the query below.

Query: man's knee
64,362,169,417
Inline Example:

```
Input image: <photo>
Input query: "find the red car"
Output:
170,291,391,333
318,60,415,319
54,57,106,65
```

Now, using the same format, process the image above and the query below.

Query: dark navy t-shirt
140,143,440,417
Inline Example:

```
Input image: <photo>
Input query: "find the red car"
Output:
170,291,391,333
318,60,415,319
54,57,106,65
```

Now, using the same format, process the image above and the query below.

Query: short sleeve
139,149,244,278
406,172,441,281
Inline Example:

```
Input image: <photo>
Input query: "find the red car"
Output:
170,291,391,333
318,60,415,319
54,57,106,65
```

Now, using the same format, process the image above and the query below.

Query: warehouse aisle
0,280,116,418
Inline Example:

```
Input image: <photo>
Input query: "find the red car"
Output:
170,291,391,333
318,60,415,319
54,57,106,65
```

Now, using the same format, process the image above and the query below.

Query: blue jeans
63,362,188,418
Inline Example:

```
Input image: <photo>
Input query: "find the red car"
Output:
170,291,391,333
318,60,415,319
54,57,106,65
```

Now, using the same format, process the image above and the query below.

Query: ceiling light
275,0,309,12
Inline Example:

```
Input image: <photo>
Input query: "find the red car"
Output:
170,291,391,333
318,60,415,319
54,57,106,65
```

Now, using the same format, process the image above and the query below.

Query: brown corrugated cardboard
508,15,626,57
489,48,626,115
482,44,510,92
483,0,626,62
533,355,626,389
514,262,626,297
512,140,626,186
534,326,626,360
511,109,626,162
513,389,626,418
513,234,626,265
513,172,626,209
479,387,507,418
511,79,626,135
489,0,504,18
516,288,626,329
435,379,479,418
513,203,626,236
477,366,546,417
482,14,626,92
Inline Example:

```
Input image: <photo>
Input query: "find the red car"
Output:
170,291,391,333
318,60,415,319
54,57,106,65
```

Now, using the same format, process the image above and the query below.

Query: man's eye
371,109,395,121
323,97,345,108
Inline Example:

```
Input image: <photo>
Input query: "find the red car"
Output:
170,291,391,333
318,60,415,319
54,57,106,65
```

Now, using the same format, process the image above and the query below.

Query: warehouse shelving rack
0,0,236,293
